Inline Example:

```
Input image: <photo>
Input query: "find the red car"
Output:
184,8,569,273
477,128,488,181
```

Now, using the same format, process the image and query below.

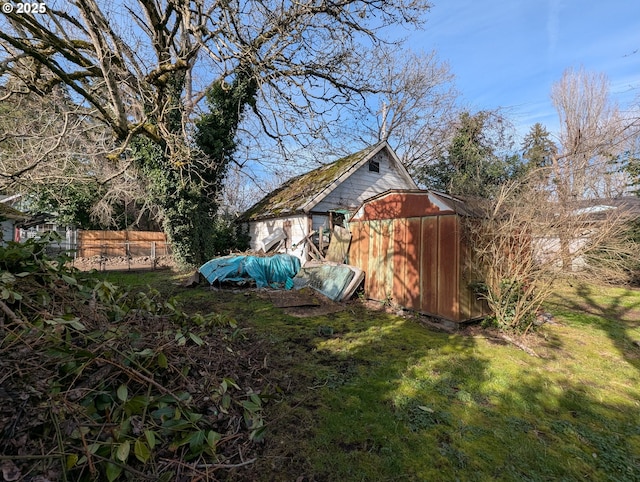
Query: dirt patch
260,288,346,317
70,255,177,271
266,288,321,308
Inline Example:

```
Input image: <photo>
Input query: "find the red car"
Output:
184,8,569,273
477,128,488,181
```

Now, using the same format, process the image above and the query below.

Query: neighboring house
0,202,28,246
240,141,418,261
1,193,76,252
535,196,640,270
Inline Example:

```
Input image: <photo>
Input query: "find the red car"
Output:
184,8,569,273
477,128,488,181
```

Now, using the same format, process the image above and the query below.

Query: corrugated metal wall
348,192,488,322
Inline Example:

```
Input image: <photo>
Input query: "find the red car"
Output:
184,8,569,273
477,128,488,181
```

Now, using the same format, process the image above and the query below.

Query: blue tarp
199,254,301,288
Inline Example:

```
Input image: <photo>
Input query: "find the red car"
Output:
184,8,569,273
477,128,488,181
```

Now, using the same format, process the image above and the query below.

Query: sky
413,0,640,137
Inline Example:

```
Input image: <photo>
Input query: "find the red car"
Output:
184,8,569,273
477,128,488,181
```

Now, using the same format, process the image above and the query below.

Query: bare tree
342,48,459,170
0,90,156,228
549,67,636,269
0,0,431,264
550,68,629,200
464,69,640,334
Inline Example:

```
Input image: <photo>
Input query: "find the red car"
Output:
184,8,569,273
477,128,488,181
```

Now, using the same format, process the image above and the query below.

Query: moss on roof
0,203,28,221
241,143,381,221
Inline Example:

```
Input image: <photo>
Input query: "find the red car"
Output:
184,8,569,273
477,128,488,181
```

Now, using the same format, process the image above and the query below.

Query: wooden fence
76,230,170,258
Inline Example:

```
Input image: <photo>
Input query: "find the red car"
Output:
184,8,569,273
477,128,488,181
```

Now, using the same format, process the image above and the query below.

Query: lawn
96,270,640,481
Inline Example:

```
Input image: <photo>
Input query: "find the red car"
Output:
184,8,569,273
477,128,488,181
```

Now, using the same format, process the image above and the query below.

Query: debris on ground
199,254,300,288
293,261,364,301
0,237,270,481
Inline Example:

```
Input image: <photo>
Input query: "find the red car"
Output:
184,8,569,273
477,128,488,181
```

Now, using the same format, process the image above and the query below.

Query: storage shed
348,190,489,323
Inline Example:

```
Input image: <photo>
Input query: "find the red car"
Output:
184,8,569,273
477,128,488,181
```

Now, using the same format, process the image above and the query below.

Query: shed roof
241,141,415,221
350,189,482,221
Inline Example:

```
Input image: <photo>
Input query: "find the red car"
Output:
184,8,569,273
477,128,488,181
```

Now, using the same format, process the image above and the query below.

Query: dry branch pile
0,236,270,481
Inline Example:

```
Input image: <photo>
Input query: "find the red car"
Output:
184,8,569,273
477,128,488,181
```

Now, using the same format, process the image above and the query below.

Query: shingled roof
241,141,405,221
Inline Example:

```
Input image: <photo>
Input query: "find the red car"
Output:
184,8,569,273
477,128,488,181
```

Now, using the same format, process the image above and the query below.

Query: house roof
0,202,28,221
579,196,640,213
241,141,415,221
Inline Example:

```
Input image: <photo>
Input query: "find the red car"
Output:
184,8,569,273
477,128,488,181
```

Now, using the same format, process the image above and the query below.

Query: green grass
95,271,640,481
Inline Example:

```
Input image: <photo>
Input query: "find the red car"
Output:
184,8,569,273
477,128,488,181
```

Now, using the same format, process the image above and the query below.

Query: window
368,158,380,173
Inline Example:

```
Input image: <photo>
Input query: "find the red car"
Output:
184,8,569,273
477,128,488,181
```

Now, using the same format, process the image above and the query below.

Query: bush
475,279,537,332
210,213,250,256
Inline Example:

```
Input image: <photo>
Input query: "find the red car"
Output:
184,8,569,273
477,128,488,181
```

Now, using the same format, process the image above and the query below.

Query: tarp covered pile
198,247,364,302
199,254,301,288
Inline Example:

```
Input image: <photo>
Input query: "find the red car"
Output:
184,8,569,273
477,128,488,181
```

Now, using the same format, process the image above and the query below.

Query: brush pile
0,235,269,481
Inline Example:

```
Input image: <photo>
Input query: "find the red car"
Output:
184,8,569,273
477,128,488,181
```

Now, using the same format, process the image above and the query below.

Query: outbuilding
348,190,489,323
240,141,417,262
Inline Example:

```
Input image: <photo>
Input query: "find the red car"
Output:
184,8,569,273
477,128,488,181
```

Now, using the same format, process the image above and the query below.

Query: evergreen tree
522,123,557,170
416,111,524,198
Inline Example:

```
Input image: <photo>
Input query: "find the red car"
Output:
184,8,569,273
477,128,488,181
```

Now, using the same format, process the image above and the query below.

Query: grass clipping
0,236,268,481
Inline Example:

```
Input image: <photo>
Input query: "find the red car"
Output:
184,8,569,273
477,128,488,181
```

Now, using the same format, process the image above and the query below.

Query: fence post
151,241,156,270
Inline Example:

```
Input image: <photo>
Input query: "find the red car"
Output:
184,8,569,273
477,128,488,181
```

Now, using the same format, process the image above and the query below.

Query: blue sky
414,0,640,136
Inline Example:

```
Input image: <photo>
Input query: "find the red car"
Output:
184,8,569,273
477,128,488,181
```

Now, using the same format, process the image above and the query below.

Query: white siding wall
534,235,591,270
247,214,309,261
314,150,414,212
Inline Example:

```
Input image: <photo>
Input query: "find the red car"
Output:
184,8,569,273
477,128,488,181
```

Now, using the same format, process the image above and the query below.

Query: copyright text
2,3,47,14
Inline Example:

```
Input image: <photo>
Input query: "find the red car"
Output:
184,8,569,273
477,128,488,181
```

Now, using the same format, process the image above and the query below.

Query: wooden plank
325,226,352,263
302,231,324,261
126,231,167,242
368,220,383,300
420,217,438,314
347,222,362,267
405,218,422,311
361,223,371,296
380,220,394,302
437,215,459,320
347,222,371,295
78,231,168,258
392,218,407,307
